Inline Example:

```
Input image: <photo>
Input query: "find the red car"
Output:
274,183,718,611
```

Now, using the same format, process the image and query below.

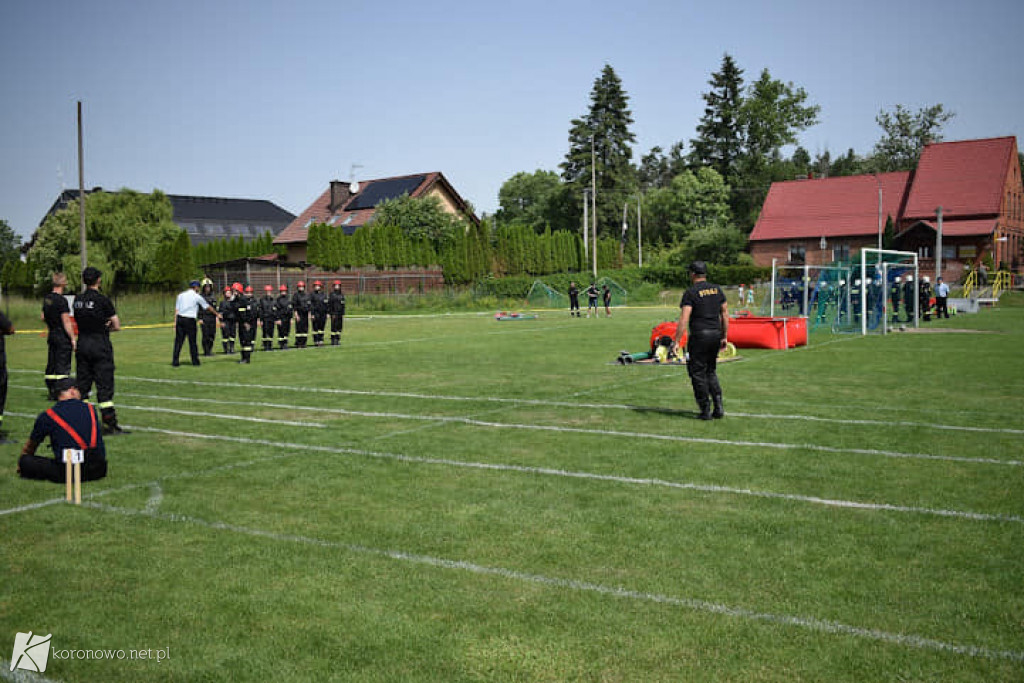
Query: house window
788,245,806,264
832,244,850,262
942,246,956,260
959,245,976,259
205,223,224,236
918,246,932,258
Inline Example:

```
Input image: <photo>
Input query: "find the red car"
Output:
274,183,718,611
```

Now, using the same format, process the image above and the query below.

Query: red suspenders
46,404,98,451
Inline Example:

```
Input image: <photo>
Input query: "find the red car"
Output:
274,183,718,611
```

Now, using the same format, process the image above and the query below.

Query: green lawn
1,299,1022,682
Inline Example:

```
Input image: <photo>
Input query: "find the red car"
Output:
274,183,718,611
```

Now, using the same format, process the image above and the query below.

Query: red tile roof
275,171,475,246
749,172,910,241
902,136,1016,220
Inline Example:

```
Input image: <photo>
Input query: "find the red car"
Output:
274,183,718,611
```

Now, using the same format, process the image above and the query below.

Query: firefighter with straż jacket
292,281,311,348
328,280,346,345
258,285,277,351
199,278,218,356
218,286,237,354
73,266,126,434
889,276,902,324
234,284,256,363
903,275,915,322
310,280,328,347
275,284,292,349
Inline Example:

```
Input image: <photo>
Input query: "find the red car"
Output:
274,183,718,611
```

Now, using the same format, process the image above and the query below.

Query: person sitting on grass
17,377,107,483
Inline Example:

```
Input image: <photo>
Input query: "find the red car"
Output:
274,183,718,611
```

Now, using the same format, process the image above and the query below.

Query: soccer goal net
597,277,628,306
525,280,568,309
764,249,920,335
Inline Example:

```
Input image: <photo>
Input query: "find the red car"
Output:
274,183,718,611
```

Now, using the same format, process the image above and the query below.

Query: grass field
1,299,1022,682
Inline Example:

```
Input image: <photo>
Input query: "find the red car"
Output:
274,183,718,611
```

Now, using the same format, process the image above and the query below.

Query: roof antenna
349,163,364,193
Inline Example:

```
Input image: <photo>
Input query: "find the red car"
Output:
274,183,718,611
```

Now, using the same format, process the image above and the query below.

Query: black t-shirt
72,288,116,336
43,292,71,333
680,281,726,334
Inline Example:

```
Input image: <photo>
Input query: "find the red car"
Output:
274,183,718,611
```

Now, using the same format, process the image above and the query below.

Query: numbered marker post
63,449,84,505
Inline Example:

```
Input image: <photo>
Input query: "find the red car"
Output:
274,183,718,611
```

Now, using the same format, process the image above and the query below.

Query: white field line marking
40,424,1017,525
0,660,61,683
144,482,163,514
116,403,327,428
83,500,1024,663
3,391,1016,467
14,375,1015,436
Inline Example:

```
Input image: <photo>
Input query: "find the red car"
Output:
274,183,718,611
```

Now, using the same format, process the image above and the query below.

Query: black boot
229,340,235,354
697,400,713,421
712,393,724,419
222,341,229,354
102,410,129,435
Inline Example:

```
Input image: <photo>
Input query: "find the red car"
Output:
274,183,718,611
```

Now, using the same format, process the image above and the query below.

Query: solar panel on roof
345,175,427,211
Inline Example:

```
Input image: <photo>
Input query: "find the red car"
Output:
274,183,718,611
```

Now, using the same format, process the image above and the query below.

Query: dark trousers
294,314,309,347
277,318,291,347
0,352,6,421
687,330,722,410
76,335,115,409
330,314,344,343
172,316,200,365
569,296,580,316
45,333,74,397
936,296,949,318
19,454,107,482
200,315,217,355
311,313,327,345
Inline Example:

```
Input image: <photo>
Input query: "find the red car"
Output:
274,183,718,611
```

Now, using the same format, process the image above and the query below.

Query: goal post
859,248,919,335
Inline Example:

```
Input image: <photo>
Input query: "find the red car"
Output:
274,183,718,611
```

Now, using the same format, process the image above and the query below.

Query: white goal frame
859,248,919,336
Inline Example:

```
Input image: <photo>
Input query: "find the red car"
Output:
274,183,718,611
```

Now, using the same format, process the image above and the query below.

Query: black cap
688,260,708,275
53,377,79,395
82,266,102,286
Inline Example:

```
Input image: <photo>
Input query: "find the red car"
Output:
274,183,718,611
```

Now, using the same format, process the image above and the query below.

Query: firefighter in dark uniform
672,261,728,421
310,280,328,347
903,275,915,322
218,286,237,354
236,285,257,363
73,266,125,434
258,285,277,351
199,278,218,356
292,281,311,348
43,272,77,400
17,377,107,483
850,278,862,324
889,275,902,324
328,280,346,345
919,276,932,322
568,282,580,317
0,309,14,443
275,284,292,349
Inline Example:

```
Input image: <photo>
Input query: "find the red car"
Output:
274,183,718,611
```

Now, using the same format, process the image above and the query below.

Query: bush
641,264,770,287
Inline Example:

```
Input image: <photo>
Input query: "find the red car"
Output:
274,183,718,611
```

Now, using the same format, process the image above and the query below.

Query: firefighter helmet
332,280,341,287
201,277,213,287
313,280,322,288
232,282,243,292
279,284,288,292
264,285,273,292
244,285,254,294
297,281,305,288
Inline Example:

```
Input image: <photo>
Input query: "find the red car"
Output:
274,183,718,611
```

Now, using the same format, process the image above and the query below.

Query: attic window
328,215,342,226
304,218,316,228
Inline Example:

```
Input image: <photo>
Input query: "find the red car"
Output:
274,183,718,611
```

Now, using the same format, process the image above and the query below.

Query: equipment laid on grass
615,322,738,364
494,311,538,321
64,448,83,504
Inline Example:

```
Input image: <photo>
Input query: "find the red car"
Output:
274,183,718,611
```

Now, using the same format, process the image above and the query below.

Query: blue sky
2,0,1021,241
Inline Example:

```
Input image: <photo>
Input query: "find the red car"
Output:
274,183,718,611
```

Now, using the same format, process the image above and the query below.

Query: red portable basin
727,316,807,350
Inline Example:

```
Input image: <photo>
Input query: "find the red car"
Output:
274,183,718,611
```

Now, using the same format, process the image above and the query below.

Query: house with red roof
274,172,477,263
749,136,1024,280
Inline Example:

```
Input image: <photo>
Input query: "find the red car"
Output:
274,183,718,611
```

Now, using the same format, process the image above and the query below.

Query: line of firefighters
199,279,346,361
779,274,937,323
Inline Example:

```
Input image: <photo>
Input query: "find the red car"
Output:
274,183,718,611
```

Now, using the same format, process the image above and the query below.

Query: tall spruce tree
690,53,745,179
559,64,638,239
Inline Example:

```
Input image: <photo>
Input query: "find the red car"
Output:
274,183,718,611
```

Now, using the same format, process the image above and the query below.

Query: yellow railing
962,270,977,298
992,271,1012,298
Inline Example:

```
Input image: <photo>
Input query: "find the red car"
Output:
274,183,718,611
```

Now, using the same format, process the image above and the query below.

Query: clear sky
2,0,1021,241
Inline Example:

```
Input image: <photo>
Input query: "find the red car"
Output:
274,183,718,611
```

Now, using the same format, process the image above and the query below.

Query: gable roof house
274,172,477,263
41,189,295,246
749,136,1024,280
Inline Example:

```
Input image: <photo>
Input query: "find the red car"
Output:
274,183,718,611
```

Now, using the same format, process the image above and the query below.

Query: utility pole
582,189,589,260
637,193,643,268
591,135,597,278
77,101,87,282
935,206,943,282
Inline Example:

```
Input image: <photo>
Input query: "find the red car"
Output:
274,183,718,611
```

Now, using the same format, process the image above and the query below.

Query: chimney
328,180,351,213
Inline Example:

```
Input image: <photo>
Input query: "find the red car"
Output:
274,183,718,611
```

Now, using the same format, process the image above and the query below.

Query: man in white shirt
934,277,950,319
173,280,220,366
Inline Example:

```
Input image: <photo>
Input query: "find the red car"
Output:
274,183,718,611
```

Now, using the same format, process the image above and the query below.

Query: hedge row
641,264,771,287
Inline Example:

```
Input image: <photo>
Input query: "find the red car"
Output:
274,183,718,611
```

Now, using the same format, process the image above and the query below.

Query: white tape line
105,426,1024,524
116,404,326,428
83,501,1024,663
10,375,1018,435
